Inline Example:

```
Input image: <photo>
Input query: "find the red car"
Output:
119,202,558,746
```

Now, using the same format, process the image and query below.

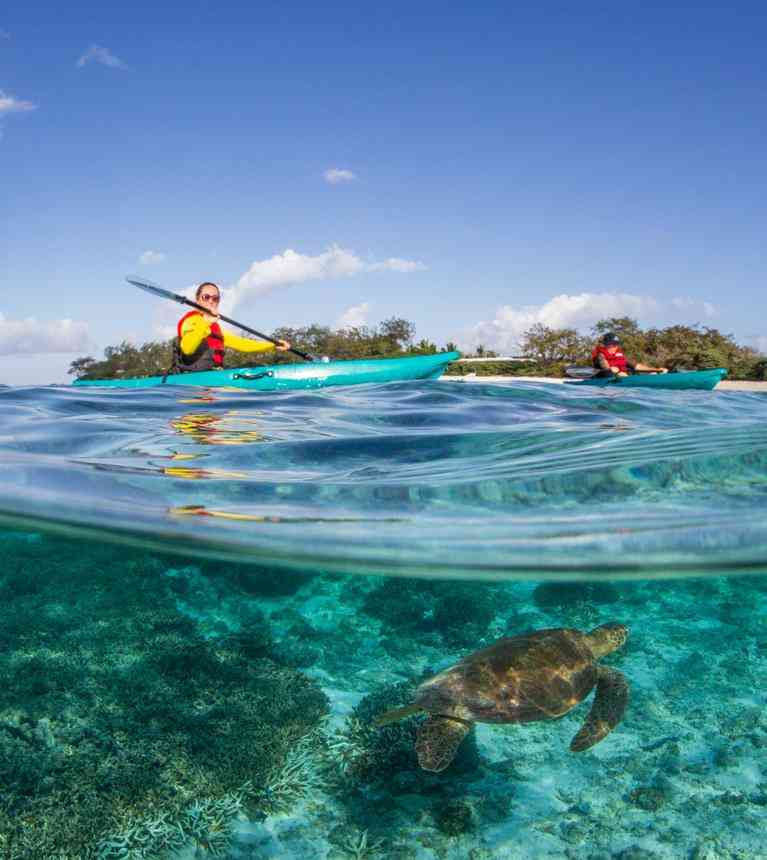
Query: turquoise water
1,379,766,858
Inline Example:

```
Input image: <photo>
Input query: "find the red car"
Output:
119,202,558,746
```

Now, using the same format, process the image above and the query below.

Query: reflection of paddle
127,275,319,362
565,366,599,380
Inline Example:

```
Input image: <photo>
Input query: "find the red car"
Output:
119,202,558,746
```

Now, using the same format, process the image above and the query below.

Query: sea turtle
375,623,630,772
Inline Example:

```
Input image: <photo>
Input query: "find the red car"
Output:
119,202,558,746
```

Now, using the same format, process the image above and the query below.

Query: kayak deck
565,368,727,391
73,352,461,390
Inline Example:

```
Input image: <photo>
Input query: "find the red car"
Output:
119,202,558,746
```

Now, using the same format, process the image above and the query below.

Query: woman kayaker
173,282,291,372
592,333,668,378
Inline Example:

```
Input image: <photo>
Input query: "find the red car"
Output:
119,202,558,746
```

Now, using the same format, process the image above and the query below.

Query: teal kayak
565,367,727,391
73,351,461,391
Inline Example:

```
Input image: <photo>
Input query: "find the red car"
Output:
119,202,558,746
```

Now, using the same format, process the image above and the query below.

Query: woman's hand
275,339,291,352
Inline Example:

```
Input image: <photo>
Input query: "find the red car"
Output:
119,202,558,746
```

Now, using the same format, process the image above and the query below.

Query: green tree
68,340,174,380
68,356,97,377
380,317,416,351
520,324,589,363
411,338,438,354
641,324,760,375
591,317,645,359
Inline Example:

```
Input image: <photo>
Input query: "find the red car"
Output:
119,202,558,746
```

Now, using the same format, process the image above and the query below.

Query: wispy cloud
227,245,426,312
461,292,719,352
77,44,128,70
0,315,91,355
368,258,427,273
0,90,36,115
323,167,357,185
138,250,166,266
336,302,370,329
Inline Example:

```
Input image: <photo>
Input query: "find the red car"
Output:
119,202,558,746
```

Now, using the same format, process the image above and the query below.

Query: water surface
2,379,767,577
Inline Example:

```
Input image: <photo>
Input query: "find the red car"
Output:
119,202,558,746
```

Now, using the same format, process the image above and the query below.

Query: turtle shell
414,628,597,725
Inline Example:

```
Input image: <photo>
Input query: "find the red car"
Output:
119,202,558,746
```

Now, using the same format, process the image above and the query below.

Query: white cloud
323,168,356,185
0,90,36,114
461,292,719,352
138,250,166,266
670,296,717,318
77,45,128,70
0,314,91,355
368,257,427,273
336,302,370,329
226,245,426,312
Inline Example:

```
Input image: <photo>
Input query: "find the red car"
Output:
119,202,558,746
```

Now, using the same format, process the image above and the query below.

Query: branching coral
337,828,386,859
323,680,480,792
0,534,329,859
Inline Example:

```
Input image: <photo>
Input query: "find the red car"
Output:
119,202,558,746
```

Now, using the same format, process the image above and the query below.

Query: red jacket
592,345,628,372
177,311,225,368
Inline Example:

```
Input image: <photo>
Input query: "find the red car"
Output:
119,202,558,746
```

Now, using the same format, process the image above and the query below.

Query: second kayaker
173,282,291,372
592,333,668,378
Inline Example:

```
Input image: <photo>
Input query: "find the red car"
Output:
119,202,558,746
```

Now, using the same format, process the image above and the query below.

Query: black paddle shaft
126,277,315,362
186,297,314,362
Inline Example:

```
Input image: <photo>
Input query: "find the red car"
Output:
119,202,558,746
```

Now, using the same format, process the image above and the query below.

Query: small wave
1,380,766,578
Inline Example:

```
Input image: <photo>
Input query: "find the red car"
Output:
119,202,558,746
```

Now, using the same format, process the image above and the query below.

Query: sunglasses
200,293,220,304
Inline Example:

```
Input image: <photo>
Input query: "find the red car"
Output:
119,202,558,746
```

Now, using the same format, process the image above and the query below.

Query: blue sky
2,1,767,383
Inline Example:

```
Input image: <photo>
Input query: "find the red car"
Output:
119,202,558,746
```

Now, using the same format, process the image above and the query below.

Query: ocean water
1,378,766,860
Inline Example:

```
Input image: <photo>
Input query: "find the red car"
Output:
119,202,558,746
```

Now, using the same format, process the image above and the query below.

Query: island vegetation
69,315,766,381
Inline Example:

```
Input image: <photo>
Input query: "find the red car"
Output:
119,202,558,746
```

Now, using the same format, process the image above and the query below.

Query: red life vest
592,344,628,372
176,311,225,370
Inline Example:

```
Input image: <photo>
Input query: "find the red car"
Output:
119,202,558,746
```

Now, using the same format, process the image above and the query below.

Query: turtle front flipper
569,666,629,752
416,715,471,772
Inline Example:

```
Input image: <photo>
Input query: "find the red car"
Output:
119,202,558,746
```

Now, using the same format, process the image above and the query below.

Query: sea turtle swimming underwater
376,623,630,772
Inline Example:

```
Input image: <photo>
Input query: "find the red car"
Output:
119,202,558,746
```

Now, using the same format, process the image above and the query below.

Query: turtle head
586,623,629,658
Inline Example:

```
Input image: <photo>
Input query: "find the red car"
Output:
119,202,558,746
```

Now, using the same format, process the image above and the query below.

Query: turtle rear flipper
416,715,471,772
569,666,629,752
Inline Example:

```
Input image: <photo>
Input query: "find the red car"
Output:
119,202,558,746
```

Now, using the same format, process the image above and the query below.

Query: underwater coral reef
1,529,766,859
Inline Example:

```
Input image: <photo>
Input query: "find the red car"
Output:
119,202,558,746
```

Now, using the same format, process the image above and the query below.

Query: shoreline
443,375,767,391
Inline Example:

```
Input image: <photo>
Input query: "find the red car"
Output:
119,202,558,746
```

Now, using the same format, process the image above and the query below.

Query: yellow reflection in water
169,505,407,524
169,505,279,521
162,466,248,480
170,411,264,445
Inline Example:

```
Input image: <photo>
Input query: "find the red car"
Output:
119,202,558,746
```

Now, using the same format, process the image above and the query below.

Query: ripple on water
1,380,766,578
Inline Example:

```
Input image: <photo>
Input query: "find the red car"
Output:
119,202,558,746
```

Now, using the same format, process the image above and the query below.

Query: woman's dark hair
195,282,220,300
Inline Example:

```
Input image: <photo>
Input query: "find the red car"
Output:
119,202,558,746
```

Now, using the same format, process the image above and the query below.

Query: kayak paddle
127,275,321,362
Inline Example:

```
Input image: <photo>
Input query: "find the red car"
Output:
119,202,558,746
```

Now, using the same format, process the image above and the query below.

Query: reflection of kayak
565,367,727,391
73,352,460,391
